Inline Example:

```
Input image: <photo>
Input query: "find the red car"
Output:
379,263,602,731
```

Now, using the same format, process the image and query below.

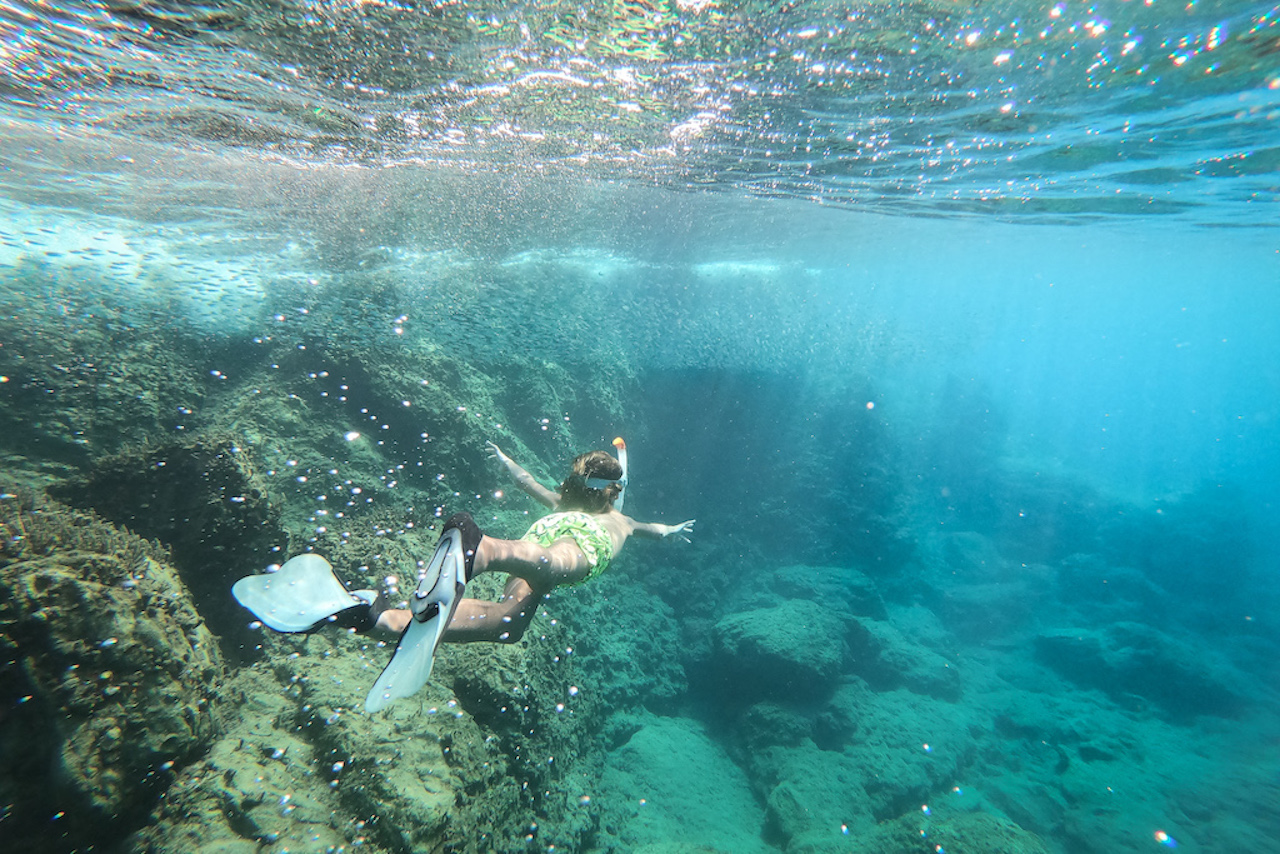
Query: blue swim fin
365,513,479,713
232,554,379,633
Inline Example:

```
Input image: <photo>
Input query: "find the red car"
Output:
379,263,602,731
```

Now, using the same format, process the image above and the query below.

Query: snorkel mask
583,437,629,512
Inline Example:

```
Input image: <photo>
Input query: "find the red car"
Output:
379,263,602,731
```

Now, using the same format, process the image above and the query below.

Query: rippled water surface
3,0,1278,223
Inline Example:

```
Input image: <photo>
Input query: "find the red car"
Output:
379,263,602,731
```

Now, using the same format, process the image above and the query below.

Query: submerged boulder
1034,622,1245,717
735,563,888,620
140,568,607,854
50,435,282,647
714,599,847,701
0,489,222,850
739,678,979,853
760,741,875,847
829,806,1053,854
595,713,772,854
847,617,962,701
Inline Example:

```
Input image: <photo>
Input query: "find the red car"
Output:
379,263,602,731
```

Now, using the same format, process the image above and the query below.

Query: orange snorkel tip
612,436,626,450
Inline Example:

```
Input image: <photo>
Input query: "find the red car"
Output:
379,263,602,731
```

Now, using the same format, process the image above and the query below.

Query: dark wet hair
556,450,623,513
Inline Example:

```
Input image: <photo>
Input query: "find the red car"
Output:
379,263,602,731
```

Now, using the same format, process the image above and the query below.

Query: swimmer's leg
445,577,549,643
375,578,548,643
473,535,592,587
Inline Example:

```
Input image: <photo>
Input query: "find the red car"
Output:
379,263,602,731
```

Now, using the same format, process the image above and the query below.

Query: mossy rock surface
1035,622,1245,717
0,490,223,850
140,580,606,854
50,435,282,649
714,599,847,701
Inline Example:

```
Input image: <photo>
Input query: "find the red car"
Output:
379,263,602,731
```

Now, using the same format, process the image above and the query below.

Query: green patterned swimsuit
521,511,615,585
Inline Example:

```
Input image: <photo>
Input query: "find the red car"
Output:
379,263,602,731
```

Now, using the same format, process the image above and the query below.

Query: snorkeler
232,439,694,713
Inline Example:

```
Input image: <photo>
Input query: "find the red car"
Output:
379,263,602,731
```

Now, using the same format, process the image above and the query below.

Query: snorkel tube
612,436,629,513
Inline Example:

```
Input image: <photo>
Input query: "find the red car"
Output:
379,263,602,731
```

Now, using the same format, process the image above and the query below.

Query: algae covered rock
848,616,962,700
595,713,772,854
740,700,814,750
745,563,888,620
1034,622,1245,717
0,490,222,850
800,805,1052,854
742,679,979,852
559,573,688,712
50,435,282,645
714,599,847,701
141,576,605,854
761,741,875,847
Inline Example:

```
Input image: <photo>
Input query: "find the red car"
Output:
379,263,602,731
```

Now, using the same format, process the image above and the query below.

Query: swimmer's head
558,450,623,512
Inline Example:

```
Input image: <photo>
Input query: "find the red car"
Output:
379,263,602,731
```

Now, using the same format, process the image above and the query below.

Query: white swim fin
232,553,379,633
365,513,480,713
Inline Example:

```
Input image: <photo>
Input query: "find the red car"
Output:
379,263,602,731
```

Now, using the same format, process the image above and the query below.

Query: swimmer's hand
665,520,696,543
486,441,513,466
487,441,558,507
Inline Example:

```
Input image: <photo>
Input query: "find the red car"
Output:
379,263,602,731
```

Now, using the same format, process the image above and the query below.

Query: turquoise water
2,1,1278,853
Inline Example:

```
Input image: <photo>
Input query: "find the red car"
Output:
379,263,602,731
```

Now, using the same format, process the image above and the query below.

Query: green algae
0,490,223,850
139,581,605,853
50,436,283,655
595,714,772,854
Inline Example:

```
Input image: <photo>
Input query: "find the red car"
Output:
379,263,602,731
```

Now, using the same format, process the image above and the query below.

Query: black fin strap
329,591,390,634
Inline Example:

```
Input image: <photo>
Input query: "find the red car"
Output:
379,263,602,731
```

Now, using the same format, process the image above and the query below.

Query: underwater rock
759,742,875,849
140,574,604,854
1100,481,1255,619
0,289,207,464
0,490,222,850
981,771,1069,844
738,563,888,620
560,574,688,712
595,713,772,854
1034,622,1245,717
740,701,814,750
714,599,847,702
51,435,282,649
138,666,364,854
912,530,1055,644
811,680,864,750
1055,554,1166,625
935,530,1007,579
847,617,962,701
930,573,1055,645
741,678,978,852
807,805,1053,854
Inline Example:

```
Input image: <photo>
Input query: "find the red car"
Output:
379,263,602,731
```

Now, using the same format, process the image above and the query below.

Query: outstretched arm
487,441,559,509
629,519,696,542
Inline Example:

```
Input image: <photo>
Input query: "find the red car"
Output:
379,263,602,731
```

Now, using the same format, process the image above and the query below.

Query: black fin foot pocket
441,511,483,581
